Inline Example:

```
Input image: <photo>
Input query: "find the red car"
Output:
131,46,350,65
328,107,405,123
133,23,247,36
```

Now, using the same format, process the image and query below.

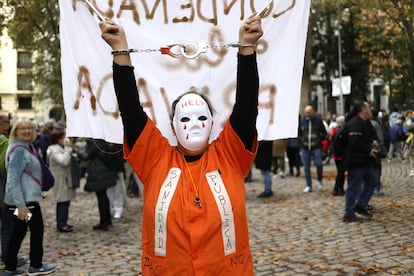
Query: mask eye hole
180,117,190,123
198,116,208,121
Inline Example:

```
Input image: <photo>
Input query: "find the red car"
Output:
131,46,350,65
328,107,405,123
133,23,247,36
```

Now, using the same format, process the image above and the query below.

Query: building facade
0,28,51,124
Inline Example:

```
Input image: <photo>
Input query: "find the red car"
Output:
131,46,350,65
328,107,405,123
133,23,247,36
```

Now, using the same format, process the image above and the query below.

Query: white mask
172,93,213,152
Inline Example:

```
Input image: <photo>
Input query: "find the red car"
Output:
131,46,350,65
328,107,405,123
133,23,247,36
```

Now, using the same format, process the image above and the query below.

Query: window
18,96,32,110
17,51,31,69
17,74,32,90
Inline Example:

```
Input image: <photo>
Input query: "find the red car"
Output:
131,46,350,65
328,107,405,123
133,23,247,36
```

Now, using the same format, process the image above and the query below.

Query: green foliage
0,2,6,31
310,0,414,112
3,0,62,107
360,0,414,110
310,0,371,112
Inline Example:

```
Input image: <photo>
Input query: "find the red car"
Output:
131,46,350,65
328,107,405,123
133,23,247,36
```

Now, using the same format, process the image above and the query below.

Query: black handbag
70,155,81,189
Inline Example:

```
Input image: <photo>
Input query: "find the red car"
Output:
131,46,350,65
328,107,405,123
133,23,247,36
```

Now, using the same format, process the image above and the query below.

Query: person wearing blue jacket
387,118,408,162
3,118,56,276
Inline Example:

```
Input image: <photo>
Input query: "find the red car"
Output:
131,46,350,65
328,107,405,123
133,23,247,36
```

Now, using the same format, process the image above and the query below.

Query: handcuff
111,42,256,59
160,42,208,59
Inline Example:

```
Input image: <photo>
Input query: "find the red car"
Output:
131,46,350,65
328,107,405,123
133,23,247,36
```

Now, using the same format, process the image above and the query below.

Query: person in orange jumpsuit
100,13,263,276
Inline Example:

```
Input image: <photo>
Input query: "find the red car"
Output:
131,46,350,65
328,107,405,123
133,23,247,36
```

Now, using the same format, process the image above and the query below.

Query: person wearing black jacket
78,139,118,231
299,105,327,193
343,101,379,223
255,140,274,197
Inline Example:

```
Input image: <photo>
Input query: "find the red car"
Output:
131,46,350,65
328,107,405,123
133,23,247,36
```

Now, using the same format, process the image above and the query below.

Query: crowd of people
1,9,413,275
250,103,414,224
1,98,413,274
1,103,412,275
0,115,128,275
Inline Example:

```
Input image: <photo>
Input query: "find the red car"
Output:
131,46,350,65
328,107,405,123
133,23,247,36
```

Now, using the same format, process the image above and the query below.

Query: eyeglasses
17,127,34,131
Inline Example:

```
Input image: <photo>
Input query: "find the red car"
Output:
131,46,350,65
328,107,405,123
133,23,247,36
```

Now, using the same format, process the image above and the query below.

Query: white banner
59,0,310,143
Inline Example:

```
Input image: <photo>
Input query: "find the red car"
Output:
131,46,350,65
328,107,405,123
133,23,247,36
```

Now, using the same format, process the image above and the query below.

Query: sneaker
373,188,385,196
113,211,122,219
354,204,373,218
317,181,324,190
343,213,361,223
2,269,25,276
303,186,312,193
27,264,56,276
16,256,28,267
409,170,414,177
257,190,274,198
57,225,73,233
1,256,27,271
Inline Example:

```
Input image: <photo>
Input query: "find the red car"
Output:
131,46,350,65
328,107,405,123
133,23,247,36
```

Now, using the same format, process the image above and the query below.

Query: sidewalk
12,159,414,275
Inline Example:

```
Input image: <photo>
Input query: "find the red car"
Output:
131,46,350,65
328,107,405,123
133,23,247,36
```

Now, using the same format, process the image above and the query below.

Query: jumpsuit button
189,218,196,223
192,254,198,260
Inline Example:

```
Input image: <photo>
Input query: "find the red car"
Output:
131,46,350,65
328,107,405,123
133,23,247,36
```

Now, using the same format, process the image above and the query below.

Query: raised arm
99,20,146,149
230,15,263,151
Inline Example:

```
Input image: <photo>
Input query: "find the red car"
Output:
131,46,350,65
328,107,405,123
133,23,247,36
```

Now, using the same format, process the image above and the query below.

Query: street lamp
337,0,344,116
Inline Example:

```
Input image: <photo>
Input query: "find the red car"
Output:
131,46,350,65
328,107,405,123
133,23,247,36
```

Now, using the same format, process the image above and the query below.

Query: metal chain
111,42,256,59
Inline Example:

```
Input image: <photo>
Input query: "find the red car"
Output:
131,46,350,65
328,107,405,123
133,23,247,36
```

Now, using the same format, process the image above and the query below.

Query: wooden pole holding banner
84,0,105,21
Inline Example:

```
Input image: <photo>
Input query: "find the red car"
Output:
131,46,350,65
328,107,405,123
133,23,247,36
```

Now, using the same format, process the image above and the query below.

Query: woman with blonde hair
3,118,56,276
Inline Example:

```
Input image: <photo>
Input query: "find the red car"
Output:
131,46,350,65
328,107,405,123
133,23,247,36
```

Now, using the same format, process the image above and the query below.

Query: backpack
331,126,348,158
103,142,124,171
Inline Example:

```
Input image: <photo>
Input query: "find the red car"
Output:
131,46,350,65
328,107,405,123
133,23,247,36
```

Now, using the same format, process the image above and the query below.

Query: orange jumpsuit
125,119,257,276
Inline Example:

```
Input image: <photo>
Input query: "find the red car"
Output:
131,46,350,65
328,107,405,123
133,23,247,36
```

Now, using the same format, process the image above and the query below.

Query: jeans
345,164,377,215
260,170,272,192
1,206,15,262
56,201,70,228
388,141,403,160
300,148,323,188
5,203,44,271
373,158,382,189
245,169,252,182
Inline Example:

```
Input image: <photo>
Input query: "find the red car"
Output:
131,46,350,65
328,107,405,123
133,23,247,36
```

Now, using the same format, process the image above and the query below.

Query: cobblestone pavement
14,160,414,275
